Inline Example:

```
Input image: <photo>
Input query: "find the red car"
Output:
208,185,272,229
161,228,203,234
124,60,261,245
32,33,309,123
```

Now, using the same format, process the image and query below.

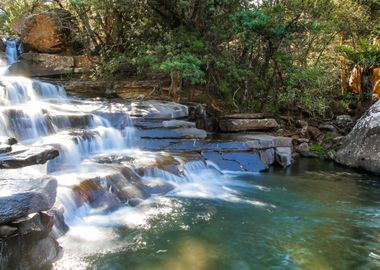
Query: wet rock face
336,101,380,173
10,52,74,77
0,145,59,169
0,174,57,223
0,212,62,270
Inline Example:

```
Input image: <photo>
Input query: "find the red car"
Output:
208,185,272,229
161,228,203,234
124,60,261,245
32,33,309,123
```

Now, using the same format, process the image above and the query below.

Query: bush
278,67,339,117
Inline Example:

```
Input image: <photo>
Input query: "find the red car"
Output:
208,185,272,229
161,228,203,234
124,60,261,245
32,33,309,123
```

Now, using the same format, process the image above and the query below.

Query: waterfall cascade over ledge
0,39,293,270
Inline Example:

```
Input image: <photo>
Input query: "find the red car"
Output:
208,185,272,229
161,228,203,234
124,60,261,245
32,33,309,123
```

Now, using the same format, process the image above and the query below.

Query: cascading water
5,38,18,65
0,70,271,269
1,63,379,270
0,38,19,75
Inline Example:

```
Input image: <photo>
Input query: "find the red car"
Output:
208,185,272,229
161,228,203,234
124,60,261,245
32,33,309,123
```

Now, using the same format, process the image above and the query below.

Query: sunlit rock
0,174,57,223
0,145,59,169
336,100,380,173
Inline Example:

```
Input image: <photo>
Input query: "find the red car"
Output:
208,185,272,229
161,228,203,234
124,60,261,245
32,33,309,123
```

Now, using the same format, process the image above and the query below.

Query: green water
57,159,380,270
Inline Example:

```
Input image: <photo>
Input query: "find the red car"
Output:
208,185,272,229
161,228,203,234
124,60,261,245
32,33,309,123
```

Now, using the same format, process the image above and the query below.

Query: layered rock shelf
0,76,294,269
219,114,279,132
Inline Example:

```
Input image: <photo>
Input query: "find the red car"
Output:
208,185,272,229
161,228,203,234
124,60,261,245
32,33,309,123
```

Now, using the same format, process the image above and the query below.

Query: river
1,40,379,270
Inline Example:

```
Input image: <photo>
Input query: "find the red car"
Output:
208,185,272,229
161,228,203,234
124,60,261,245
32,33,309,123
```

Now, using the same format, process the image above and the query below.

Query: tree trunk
360,67,373,109
170,71,182,99
340,35,348,95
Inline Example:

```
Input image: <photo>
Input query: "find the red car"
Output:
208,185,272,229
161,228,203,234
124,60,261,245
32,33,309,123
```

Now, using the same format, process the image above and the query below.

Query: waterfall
0,69,270,269
5,38,18,65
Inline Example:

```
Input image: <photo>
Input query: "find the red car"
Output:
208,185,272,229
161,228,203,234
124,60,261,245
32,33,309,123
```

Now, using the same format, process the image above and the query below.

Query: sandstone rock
275,147,292,168
0,174,57,223
219,118,279,132
336,101,380,173
17,10,74,53
74,55,99,68
137,127,207,139
319,124,337,132
297,142,310,153
62,80,107,97
0,212,62,270
296,120,308,128
297,138,310,143
334,114,355,134
335,115,353,126
220,113,267,119
307,126,323,141
9,52,74,77
134,119,195,129
0,145,59,169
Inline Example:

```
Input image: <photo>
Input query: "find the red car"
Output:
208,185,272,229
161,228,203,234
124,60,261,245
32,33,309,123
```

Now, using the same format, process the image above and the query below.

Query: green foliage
2,0,380,115
340,92,359,110
310,143,328,157
278,67,338,117
339,38,380,68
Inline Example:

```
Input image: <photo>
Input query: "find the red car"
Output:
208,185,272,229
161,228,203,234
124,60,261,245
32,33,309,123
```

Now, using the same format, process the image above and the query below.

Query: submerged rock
336,101,380,173
0,174,57,223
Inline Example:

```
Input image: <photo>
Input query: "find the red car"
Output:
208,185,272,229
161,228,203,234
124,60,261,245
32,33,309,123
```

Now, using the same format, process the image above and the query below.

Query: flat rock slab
137,135,292,152
219,118,279,132
220,113,267,119
137,128,207,139
0,174,57,223
134,119,196,129
202,151,269,172
0,145,59,169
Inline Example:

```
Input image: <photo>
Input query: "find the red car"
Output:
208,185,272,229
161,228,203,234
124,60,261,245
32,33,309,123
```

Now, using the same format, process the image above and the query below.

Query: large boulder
336,101,380,173
15,9,74,53
0,174,57,223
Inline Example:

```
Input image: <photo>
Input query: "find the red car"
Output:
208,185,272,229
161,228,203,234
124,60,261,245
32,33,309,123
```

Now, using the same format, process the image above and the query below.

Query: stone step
134,119,196,129
136,127,207,139
220,113,268,119
219,118,279,132
0,173,57,223
136,135,292,152
0,144,59,169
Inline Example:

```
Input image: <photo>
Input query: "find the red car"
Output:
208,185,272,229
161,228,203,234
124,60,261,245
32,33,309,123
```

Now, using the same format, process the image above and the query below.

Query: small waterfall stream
5,39,19,65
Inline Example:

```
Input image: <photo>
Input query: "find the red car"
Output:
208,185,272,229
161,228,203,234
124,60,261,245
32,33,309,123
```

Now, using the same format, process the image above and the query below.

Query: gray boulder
275,147,292,168
336,101,380,173
219,118,279,132
0,174,57,223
